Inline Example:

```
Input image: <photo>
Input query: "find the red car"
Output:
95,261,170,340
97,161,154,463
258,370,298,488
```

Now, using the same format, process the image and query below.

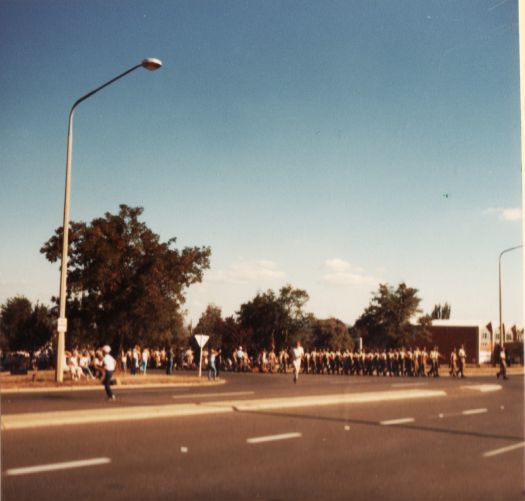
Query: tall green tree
216,316,250,354
237,285,310,351
195,304,223,349
353,283,422,348
431,302,451,320
40,205,211,350
312,318,352,350
0,296,53,351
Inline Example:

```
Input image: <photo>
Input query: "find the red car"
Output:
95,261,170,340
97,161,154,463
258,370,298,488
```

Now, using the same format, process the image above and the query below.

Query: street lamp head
142,58,163,71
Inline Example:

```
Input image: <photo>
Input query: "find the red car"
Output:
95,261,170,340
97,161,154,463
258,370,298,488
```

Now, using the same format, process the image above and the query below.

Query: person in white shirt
101,345,117,400
236,347,244,372
79,351,94,379
496,346,508,380
458,344,467,378
291,341,304,384
141,348,149,375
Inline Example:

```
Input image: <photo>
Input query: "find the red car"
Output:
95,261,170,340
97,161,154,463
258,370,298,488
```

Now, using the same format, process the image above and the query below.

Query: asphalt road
2,373,523,500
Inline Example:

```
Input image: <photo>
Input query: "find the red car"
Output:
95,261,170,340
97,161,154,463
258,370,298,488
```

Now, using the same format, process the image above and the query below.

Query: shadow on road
232,407,524,443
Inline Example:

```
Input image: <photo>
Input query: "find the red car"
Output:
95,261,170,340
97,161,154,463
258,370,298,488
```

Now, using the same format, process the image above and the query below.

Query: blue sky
1,0,522,328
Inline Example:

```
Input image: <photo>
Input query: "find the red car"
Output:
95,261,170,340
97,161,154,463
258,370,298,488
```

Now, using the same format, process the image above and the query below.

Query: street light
498,245,522,350
55,58,163,382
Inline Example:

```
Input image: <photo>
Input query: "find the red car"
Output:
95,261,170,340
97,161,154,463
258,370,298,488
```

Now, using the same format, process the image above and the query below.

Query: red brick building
420,321,492,365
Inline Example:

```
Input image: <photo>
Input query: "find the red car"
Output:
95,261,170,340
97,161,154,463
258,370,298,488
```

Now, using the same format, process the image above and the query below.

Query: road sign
57,317,67,333
194,335,210,377
194,334,209,348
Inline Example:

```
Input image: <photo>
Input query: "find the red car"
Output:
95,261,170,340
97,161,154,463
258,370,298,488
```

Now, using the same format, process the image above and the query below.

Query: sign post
194,334,209,377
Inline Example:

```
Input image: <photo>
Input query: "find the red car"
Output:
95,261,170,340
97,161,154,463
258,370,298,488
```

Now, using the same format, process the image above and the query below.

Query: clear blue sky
1,0,522,328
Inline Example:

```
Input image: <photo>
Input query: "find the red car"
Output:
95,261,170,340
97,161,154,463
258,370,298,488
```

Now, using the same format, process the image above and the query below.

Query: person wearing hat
101,345,117,400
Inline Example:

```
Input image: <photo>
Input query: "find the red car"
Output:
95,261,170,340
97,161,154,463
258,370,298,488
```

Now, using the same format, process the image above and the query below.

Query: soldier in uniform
428,347,437,377
399,347,406,376
406,347,413,376
449,348,458,377
420,347,428,377
380,349,388,376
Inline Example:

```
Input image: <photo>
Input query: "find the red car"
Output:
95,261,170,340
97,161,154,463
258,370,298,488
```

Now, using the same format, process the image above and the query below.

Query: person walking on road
101,345,117,401
292,341,304,384
458,344,467,378
234,346,243,372
208,349,217,380
496,346,508,380
449,348,458,377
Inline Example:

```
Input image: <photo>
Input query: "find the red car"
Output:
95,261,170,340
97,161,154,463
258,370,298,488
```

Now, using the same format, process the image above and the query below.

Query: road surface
2,372,523,500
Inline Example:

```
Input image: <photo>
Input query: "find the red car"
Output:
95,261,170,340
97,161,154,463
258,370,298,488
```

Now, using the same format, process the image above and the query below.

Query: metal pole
55,61,162,382
498,245,523,351
519,0,525,344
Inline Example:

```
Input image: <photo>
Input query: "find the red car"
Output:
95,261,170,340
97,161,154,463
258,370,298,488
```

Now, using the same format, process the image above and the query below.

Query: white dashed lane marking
6,457,111,476
172,391,254,400
462,408,488,416
380,418,415,426
483,442,525,458
461,384,502,393
247,432,302,444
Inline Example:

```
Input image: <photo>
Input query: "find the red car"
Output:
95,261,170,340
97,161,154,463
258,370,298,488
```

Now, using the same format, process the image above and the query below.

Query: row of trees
0,297,53,351
195,284,445,354
0,286,449,355
194,287,352,354
0,204,451,354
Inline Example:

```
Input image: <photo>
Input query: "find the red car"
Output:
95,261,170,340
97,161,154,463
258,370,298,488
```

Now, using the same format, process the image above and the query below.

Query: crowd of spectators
0,343,513,380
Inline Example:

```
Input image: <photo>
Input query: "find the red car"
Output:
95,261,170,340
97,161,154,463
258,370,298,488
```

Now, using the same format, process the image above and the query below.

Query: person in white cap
102,345,117,400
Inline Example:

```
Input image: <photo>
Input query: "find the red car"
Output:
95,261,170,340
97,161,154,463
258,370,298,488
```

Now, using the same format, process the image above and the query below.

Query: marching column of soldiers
293,346,446,377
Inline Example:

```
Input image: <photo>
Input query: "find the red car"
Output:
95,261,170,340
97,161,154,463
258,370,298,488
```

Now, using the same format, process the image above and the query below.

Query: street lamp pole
498,245,522,350
519,0,525,354
55,58,162,382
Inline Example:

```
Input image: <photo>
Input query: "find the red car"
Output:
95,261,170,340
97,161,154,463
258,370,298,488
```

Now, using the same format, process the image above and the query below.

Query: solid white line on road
6,457,111,476
462,408,488,416
172,391,254,400
246,432,302,444
380,418,415,426
2,389,447,430
483,442,525,458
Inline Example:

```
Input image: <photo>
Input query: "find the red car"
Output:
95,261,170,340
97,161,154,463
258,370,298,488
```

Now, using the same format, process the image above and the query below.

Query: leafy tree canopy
237,285,310,351
0,296,53,351
353,282,422,348
40,204,211,350
312,318,353,351
431,302,451,320
195,304,223,349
